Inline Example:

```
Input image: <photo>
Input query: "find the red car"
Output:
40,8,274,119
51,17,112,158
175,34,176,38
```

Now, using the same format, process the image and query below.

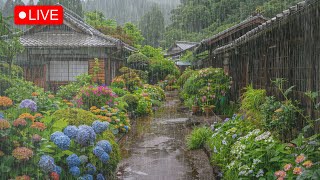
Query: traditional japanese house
194,15,267,68
165,41,198,71
15,5,135,91
214,0,320,130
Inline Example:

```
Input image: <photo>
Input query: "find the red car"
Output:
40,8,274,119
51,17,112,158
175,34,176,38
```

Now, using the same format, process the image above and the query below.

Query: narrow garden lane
117,92,214,180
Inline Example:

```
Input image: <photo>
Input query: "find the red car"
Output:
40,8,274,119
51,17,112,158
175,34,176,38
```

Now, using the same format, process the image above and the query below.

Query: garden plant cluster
186,78,320,179
0,52,170,179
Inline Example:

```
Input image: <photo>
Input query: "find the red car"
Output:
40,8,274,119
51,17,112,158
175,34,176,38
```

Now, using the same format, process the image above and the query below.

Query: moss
51,108,97,126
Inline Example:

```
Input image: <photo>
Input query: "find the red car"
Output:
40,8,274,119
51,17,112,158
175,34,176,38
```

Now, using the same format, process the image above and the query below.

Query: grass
186,127,213,150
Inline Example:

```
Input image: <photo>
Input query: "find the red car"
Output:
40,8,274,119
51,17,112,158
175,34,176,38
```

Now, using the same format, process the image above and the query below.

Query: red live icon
14,6,63,25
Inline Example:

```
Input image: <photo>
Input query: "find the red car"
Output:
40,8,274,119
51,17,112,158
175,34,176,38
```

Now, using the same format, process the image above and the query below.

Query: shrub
111,76,126,89
177,68,196,87
142,84,165,102
51,108,97,126
75,86,118,110
122,94,139,113
240,85,266,122
186,127,213,150
5,78,42,103
181,68,232,114
136,97,152,117
117,67,144,92
57,73,93,100
111,87,129,97
127,53,150,71
149,58,180,84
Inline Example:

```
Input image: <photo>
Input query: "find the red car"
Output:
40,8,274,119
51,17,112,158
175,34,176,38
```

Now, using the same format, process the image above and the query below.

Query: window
49,61,88,81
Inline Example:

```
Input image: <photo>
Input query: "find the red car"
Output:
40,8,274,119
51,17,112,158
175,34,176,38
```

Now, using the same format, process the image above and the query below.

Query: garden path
117,91,214,180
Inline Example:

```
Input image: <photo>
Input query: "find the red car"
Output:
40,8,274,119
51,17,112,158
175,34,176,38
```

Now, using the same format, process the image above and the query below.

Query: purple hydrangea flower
97,174,105,180
93,146,105,157
63,125,78,139
76,125,96,146
38,155,56,173
69,166,81,177
53,134,70,150
97,140,112,154
99,153,110,163
50,131,64,141
92,120,109,134
66,154,81,167
86,163,96,175
19,99,37,112
224,118,230,122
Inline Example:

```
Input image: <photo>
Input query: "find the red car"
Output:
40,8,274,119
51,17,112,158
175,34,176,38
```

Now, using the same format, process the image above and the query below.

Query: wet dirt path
117,92,214,180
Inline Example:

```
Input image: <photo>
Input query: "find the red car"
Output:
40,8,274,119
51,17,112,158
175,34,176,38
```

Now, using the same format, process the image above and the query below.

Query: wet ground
117,92,214,180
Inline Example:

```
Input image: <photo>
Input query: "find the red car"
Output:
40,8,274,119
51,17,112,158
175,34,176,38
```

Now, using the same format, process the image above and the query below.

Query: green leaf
284,85,295,96
269,156,280,162
52,119,69,131
63,150,74,156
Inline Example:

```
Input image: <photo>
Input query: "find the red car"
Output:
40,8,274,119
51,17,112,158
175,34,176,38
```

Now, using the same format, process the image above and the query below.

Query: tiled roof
176,41,199,51
20,31,114,47
214,0,316,54
19,4,135,51
195,15,267,53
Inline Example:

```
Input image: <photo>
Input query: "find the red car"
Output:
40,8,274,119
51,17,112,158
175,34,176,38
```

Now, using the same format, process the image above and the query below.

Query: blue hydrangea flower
124,126,129,132
66,154,81,167
93,146,105,157
97,174,105,180
97,140,112,154
38,155,56,173
79,155,88,164
63,125,78,139
19,99,37,112
54,165,62,175
69,166,81,177
53,134,71,150
0,112,4,119
76,125,96,146
92,120,109,134
79,174,93,180
86,163,96,175
50,131,64,141
99,153,110,163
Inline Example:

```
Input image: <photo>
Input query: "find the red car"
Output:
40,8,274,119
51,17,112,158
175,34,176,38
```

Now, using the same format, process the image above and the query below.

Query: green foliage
117,67,144,92
139,45,164,60
181,68,232,114
186,127,213,150
127,53,150,71
177,68,195,87
51,108,97,126
136,96,152,117
0,37,24,76
0,62,23,78
111,87,129,97
240,85,266,122
122,94,139,113
123,22,145,47
57,73,93,100
85,11,117,28
5,78,42,103
149,58,180,84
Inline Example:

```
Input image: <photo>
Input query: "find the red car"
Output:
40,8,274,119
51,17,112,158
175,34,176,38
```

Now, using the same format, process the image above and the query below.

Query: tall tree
37,0,56,5
123,22,145,47
14,0,24,5
2,0,14,18
139,5,165,47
